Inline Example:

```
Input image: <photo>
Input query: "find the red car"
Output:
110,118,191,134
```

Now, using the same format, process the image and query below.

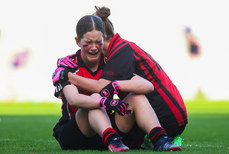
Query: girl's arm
63,84,101,109
68,72,154,94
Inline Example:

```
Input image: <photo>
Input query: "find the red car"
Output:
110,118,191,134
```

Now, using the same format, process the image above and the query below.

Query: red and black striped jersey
56,50,104,125
101,33,187,129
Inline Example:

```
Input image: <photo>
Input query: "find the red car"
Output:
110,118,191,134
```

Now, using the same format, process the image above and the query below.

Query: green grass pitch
0,98,229,154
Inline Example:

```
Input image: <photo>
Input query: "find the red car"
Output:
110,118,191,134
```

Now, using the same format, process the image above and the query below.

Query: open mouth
88,51,99,56
89,52,98,55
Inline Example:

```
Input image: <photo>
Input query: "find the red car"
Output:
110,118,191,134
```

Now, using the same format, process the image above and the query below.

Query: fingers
117,101,130,116
57,56,78,69
52,71,60,86
63,58,77,68
52,67,66,86
125,102,129,108
64,60,74,68
68,59,78,67
118,108,125,116
60,59,74,68
119,106,125,116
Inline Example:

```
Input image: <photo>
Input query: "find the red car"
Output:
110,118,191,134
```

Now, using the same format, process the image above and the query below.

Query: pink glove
57,53,78,69
98,97,131,116
52,67,69,86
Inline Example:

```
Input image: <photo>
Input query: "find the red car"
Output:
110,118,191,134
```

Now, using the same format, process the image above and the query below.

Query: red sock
148,127,167,145
102,128,120,146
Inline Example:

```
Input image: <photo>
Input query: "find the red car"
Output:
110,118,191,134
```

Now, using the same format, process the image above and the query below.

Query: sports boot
108,137,129,152
153,136,181,151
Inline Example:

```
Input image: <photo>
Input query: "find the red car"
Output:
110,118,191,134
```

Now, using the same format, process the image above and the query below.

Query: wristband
112,80,120,94
98,97,107,109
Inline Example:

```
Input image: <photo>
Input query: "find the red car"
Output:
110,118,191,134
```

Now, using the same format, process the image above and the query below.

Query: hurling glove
99,80,120,99
98,97,131,116
52,67,71,86
57,53,78,70
54,82,71,98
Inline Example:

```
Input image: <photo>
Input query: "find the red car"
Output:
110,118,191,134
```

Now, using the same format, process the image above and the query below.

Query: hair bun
95,6,110,21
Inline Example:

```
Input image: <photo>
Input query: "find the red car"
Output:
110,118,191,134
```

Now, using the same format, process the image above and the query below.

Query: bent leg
88,108,129,151
125,93,161,134
88,108,113,136
75,108,96,137
120,93,181,151
114,93,161,134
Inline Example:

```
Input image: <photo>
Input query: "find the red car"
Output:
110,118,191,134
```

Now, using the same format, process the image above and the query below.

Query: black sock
102,128,120,146
148,127,167,145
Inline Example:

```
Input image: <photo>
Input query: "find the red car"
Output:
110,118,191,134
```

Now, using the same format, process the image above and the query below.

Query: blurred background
0,0,228,103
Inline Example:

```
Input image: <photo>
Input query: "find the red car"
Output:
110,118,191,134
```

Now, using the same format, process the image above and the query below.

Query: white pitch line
0,138,56,143
0,138,17,141
183,144,225,148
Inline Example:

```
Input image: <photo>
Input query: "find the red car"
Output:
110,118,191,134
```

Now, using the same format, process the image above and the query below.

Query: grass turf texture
0,99,229,153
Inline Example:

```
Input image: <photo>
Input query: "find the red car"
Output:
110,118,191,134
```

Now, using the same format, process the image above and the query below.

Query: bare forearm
63,85,101,109
69,94,100,109
118,75,154,94
68,72,109,93
68,72,153,95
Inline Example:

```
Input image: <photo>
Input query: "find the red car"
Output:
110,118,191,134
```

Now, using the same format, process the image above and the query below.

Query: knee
88,108,105,115
76,109,89,119
124,94,149,110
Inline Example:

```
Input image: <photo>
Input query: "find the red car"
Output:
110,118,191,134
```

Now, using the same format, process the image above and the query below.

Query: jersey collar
107,33,121,58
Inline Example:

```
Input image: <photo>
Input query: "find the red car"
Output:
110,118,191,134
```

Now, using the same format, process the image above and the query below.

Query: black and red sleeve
100,45,135,81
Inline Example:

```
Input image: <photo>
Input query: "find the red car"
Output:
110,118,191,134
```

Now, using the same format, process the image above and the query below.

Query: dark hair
95,6,114,40
76,15,105,40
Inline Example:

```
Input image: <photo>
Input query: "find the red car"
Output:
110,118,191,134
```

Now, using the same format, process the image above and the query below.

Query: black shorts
163,123,186,138
146,92,187,138
53,115,106,150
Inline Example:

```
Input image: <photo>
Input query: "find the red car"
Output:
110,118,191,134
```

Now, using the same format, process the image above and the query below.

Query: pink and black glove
98,97,131,116
99,80,120,99
52,67,71,86
57,53,78,70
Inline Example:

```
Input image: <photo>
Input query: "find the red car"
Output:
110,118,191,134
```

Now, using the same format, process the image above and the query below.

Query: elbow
145,84,154,93
145,80,154,93
150,84,154,92
65,94,79,107
67,98,75,107
146,80,154,93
